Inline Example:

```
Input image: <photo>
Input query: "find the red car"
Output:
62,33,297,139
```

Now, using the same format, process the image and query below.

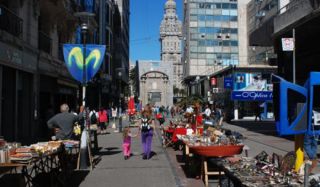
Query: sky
129,0,183,62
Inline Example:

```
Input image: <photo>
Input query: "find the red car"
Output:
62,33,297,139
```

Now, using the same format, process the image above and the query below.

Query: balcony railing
0,4,23,38
38,31,52,54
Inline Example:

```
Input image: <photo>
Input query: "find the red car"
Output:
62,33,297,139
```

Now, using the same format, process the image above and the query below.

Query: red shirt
98,110,108,122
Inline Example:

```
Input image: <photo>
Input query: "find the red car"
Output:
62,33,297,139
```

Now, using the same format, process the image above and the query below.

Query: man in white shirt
204,105,211,118
186,106,194,113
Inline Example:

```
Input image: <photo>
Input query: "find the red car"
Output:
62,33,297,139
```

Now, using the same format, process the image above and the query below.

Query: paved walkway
74,117,317,187
79,119,178,187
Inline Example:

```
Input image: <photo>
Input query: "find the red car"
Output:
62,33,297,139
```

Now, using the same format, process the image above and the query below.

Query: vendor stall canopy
272,72,320,136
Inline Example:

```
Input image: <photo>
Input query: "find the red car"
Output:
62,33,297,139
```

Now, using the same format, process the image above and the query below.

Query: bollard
79,129,90,170
119,116,123,133
304,162,310,187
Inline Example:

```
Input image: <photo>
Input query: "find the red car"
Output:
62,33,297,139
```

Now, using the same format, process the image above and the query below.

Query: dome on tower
165,0,176,9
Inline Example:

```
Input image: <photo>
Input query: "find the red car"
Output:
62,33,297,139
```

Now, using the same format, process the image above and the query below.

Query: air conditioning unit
256,11,266,18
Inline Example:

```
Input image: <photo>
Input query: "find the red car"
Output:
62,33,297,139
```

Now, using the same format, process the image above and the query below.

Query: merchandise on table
222,152,304,186
63,140,80,148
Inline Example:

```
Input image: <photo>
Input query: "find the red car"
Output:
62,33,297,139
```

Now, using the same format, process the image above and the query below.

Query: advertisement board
232,73,273,101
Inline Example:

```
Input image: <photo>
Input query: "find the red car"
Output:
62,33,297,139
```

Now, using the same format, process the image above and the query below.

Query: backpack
91,112,97,124
141,118,150,132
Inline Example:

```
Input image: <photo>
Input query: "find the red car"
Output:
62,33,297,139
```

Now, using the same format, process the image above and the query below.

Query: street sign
224,77,233,89
281,38,294,51
210,77,217,86
231,91,273,101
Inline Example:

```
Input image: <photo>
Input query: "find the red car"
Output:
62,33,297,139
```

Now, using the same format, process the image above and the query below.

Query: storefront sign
224,77,233,89
232,91,273,101
210,77,217,86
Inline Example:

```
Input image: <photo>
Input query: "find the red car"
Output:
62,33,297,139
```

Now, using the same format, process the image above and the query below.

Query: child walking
122,127,137,160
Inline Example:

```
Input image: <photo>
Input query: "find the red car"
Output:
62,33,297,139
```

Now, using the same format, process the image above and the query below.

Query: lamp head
81,23,88,32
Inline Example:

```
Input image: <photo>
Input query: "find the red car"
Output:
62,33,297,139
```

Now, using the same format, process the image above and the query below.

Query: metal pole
292,28,304,172
293,28,296,83
82,30,87,115
119,78,122,133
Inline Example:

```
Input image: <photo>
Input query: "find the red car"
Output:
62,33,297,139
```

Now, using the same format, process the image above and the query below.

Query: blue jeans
304,134,318,160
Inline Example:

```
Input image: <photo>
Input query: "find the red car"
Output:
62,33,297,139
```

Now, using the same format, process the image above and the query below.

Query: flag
63,44,106,84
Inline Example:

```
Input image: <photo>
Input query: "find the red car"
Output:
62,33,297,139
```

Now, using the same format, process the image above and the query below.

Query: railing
38,31,52,54
0,4,23,38
278,0,308,15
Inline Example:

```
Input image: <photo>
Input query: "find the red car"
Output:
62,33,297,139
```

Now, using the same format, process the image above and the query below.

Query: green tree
129,67,138,96
173,86,180,96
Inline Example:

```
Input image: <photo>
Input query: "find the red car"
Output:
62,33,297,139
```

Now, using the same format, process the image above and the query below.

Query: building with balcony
0,0,126,144
273,0,320,84
112,0,130,109
182,0,240,80
247,0,278,65
0,0,81,143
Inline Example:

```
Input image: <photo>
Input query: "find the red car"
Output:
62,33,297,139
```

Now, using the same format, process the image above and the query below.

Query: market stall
178,127,244,187
0,139,79,186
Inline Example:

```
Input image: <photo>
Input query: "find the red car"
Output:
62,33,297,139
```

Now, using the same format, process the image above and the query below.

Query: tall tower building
160,0,183,90
183,0,239,78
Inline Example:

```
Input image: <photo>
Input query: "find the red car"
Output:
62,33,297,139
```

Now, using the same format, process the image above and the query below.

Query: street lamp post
81,23,88,109
118,71,122,133
74,11,95,171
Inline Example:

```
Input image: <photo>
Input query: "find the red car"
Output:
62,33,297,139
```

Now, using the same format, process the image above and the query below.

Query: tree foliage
129,67,138,96
176,94,204,107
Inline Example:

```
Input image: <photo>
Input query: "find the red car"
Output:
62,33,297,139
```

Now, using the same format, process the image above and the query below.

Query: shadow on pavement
105,147,119,151
69,170,90,187
229,120,294,141
96,150,122,156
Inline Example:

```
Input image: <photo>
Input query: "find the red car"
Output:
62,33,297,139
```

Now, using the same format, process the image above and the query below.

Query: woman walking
98,107,108,134
140,108,155,160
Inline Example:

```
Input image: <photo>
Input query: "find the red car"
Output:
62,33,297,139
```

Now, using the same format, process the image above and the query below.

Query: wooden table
0,147,69,187
184,142,244,187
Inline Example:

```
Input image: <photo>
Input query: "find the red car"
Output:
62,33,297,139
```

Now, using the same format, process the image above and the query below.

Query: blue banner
231,91,273,101
85,0,94,12
63,44,106,84
224,77,233,89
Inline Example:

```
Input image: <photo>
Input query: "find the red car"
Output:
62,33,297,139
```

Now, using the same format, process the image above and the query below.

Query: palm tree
179,89,186,97
173,86,180,96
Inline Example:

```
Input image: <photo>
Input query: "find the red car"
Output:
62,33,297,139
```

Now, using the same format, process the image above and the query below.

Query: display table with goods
0,139,79,187
178,127,244,187
162,119,203,148
214,151,309,187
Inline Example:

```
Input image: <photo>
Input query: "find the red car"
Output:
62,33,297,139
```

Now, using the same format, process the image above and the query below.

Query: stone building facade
160,0,183,90
137,60,173,107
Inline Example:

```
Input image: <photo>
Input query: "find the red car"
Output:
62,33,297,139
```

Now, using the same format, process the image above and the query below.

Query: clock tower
160,0,183,90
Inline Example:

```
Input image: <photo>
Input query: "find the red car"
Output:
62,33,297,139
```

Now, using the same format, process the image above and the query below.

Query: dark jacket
47,112,79,140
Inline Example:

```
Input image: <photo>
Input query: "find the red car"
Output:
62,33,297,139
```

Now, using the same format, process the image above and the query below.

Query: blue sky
129,0,183,62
